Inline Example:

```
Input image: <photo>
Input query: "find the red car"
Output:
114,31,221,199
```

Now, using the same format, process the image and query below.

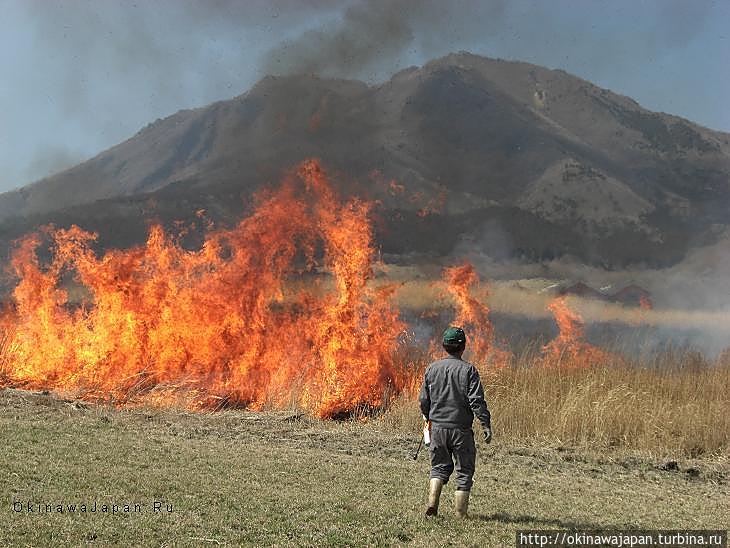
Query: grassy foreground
1,389,728,547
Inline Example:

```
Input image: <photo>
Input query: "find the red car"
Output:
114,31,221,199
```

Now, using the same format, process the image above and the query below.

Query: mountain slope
1,53,728,267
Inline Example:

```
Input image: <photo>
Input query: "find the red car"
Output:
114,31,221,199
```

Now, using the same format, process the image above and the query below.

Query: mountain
1,52,728,267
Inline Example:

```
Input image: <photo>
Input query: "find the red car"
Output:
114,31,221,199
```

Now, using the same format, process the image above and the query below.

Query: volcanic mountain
1,52,728,267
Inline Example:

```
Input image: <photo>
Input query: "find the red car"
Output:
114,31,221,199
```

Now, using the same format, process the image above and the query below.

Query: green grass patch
1,389,728,546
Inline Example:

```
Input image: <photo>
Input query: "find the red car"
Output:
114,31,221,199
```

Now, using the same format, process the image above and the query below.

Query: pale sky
1,0,728,192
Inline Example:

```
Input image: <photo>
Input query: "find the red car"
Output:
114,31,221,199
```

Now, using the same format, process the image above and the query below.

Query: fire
388,180,406,196
308,95,328,133
0,158,636,413
308,111,322,132
413,189,446,218
439,263,511,369
0,159,408,418
540,296,613,368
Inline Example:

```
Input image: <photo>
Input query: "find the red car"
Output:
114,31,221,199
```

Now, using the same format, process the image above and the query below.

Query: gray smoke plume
258,0,715,85
260,0,508,81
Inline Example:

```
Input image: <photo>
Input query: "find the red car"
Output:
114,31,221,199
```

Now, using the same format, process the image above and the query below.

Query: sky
0,0,728,192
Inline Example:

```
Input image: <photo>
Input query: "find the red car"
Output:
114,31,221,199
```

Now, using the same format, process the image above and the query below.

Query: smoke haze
1,1,728,190
260,1,508,80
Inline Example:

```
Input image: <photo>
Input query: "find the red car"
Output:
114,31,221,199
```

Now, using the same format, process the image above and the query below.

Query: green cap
442,326,466,345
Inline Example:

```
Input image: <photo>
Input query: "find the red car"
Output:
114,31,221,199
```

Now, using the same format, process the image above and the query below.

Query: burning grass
0,158,727,457
0,160,406,418
386,272,730,457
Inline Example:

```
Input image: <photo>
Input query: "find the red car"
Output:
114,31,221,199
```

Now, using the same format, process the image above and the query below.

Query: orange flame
415,189,446,218
308,95,328,133
540,296,613,368
388,180,406,196
0,159,408,418
438,263,511,369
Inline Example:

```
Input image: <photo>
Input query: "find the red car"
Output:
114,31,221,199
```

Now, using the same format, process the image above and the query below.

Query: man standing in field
419,326,492,518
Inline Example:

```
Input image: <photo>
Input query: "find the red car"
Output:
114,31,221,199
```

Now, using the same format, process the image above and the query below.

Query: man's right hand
483,426,492,444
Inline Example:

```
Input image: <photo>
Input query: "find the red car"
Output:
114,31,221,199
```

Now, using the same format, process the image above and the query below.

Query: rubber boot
454,489,470,518
425,478,443,516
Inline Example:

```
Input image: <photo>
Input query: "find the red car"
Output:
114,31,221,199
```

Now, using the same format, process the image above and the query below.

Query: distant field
1,389,728,546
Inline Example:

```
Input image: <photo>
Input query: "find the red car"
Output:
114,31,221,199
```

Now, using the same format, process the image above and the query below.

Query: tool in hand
412,418,431,460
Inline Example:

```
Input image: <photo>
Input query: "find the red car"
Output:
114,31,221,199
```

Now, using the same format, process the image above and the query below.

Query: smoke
261,0,412,79
452,218,515,263
21,144,86,184
0,0,343,189
260,0,508,81
391,266,730,358
2,1,726,190
257,0,718,86
444,214,730,358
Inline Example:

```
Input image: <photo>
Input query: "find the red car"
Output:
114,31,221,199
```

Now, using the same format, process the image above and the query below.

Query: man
418,326,492,518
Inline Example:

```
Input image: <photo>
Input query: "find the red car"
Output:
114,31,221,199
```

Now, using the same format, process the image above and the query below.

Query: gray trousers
429,426,476,491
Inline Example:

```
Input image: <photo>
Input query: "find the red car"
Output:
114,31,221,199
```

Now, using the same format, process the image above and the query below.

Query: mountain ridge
1,52,728,268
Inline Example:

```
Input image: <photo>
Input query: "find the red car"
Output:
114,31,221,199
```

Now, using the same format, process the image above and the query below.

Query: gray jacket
419,355,491,430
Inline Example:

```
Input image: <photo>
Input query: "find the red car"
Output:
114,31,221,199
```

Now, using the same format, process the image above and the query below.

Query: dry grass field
386,353,730,458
